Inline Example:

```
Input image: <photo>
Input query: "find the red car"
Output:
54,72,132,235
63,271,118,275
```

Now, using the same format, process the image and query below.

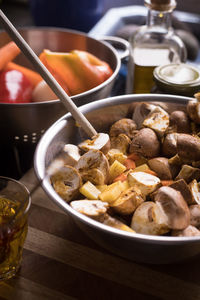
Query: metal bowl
34,93,200,264
0,27,124,177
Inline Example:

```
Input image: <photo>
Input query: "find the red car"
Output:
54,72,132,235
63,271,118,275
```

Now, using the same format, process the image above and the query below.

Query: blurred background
0,0,200,32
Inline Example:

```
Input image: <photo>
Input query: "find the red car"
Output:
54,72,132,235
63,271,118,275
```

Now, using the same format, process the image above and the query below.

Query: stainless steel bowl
34,93,200,264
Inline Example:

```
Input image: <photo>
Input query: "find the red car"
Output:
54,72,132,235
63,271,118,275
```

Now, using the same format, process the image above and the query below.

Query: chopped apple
109,160,126,182
79,181,101,200
99,181,124,204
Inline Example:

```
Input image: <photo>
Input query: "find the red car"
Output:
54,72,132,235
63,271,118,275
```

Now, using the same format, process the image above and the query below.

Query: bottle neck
146,9,172,30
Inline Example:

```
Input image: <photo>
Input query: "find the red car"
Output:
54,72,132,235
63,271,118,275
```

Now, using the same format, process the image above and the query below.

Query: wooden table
1,169,200,300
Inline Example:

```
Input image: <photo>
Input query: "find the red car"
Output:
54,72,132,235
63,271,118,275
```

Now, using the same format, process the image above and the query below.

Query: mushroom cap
76,149,109,184
162,133,178,157
170,110,191,133
177,133,200,162
148,157,173,180
51,165,82,202
154,186,190,230
131,201,169,235
129,128,160,158
110,133,131,154
78,133,110,154
109,118,137,139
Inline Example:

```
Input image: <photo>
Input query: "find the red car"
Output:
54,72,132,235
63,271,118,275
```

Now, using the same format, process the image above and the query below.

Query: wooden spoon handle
0,9,97,138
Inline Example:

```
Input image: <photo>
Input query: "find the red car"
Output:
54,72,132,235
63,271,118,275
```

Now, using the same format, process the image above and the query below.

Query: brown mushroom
162,133,178,157
62,144,81,166
78,133,110,154
188,179,200,205
176,133,200,162
75,149,109,184
154,186,190,230
189,204,200,228
51,165,82,202
187,99,200,124
70,200,108,222
129,128,160,158
169,179,193,205
132,102,157,128
171,225,200,237
110,133,131,154
148,157,175,180
131,201,169,235
142,106,170,138
109,118,137,139
170,110,191,133
111,187,144,215
175,165,200,183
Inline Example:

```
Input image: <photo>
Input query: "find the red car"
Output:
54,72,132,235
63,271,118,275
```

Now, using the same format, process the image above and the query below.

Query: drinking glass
0,176,31,281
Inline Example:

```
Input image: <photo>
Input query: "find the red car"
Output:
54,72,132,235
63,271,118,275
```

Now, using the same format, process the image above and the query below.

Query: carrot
113,173,127,182
144,169,158,176
5,62,42,87
124,158,136,170
127,153,141,161
0,42,20,70
161,180,174,186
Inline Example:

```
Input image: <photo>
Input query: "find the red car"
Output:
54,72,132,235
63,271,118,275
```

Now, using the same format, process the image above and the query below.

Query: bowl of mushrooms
34,93,200,264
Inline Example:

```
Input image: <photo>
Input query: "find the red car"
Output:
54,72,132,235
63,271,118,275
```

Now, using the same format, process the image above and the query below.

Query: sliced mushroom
70,200,108,222
187,99,200,124
154,186,190,230
109,118,137,139
76,149,109,184
175,164,200,183
78,133,110,154
51,165,82,202
110,133,131,154
170,110,191,133
127,171,161,197
142,106,169,138
103,214,135,232
171,225,200,237
169,179,193,205
131,201,169,235
132,102,157,128
162,133,178,157
189,205,200,228
129,128,160,158
62,144,81,166
148,157,175,180
111,187,144,215
176,133,200,162
188,179,200,205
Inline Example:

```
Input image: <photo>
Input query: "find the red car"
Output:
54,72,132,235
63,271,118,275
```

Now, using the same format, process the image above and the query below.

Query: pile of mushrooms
50,93,200,237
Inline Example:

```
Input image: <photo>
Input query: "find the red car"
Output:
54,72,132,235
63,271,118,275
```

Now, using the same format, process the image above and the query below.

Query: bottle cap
153,63,200,97
145,0,176,11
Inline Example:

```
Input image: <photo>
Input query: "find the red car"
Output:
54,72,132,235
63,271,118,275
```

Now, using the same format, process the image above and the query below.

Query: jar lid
153,63,200,96
145,0,176,11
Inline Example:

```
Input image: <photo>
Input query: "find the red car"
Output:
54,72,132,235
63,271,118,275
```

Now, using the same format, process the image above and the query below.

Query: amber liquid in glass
0,197,28,280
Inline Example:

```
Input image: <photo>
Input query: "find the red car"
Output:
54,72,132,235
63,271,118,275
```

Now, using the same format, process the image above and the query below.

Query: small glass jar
153,63,200,97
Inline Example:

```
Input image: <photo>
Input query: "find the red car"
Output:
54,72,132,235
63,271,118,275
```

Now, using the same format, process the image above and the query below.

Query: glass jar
127,0,187,94
153,63,200,97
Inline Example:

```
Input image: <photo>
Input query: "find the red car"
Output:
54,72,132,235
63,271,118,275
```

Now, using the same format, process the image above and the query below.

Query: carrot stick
161,180,174,186
0,42,20,70
4,62,42,87
127,153,141,161
113,173,127,182
124,158,136,170
144,169,158,176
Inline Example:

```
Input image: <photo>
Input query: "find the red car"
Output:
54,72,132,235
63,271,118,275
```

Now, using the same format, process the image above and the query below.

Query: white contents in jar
159,64,200,84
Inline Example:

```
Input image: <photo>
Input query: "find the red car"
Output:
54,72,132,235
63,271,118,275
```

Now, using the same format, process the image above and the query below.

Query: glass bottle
127,0,187,94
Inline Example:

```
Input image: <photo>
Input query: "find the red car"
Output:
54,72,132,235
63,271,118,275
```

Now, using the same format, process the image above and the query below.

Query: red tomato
0,70,33,103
